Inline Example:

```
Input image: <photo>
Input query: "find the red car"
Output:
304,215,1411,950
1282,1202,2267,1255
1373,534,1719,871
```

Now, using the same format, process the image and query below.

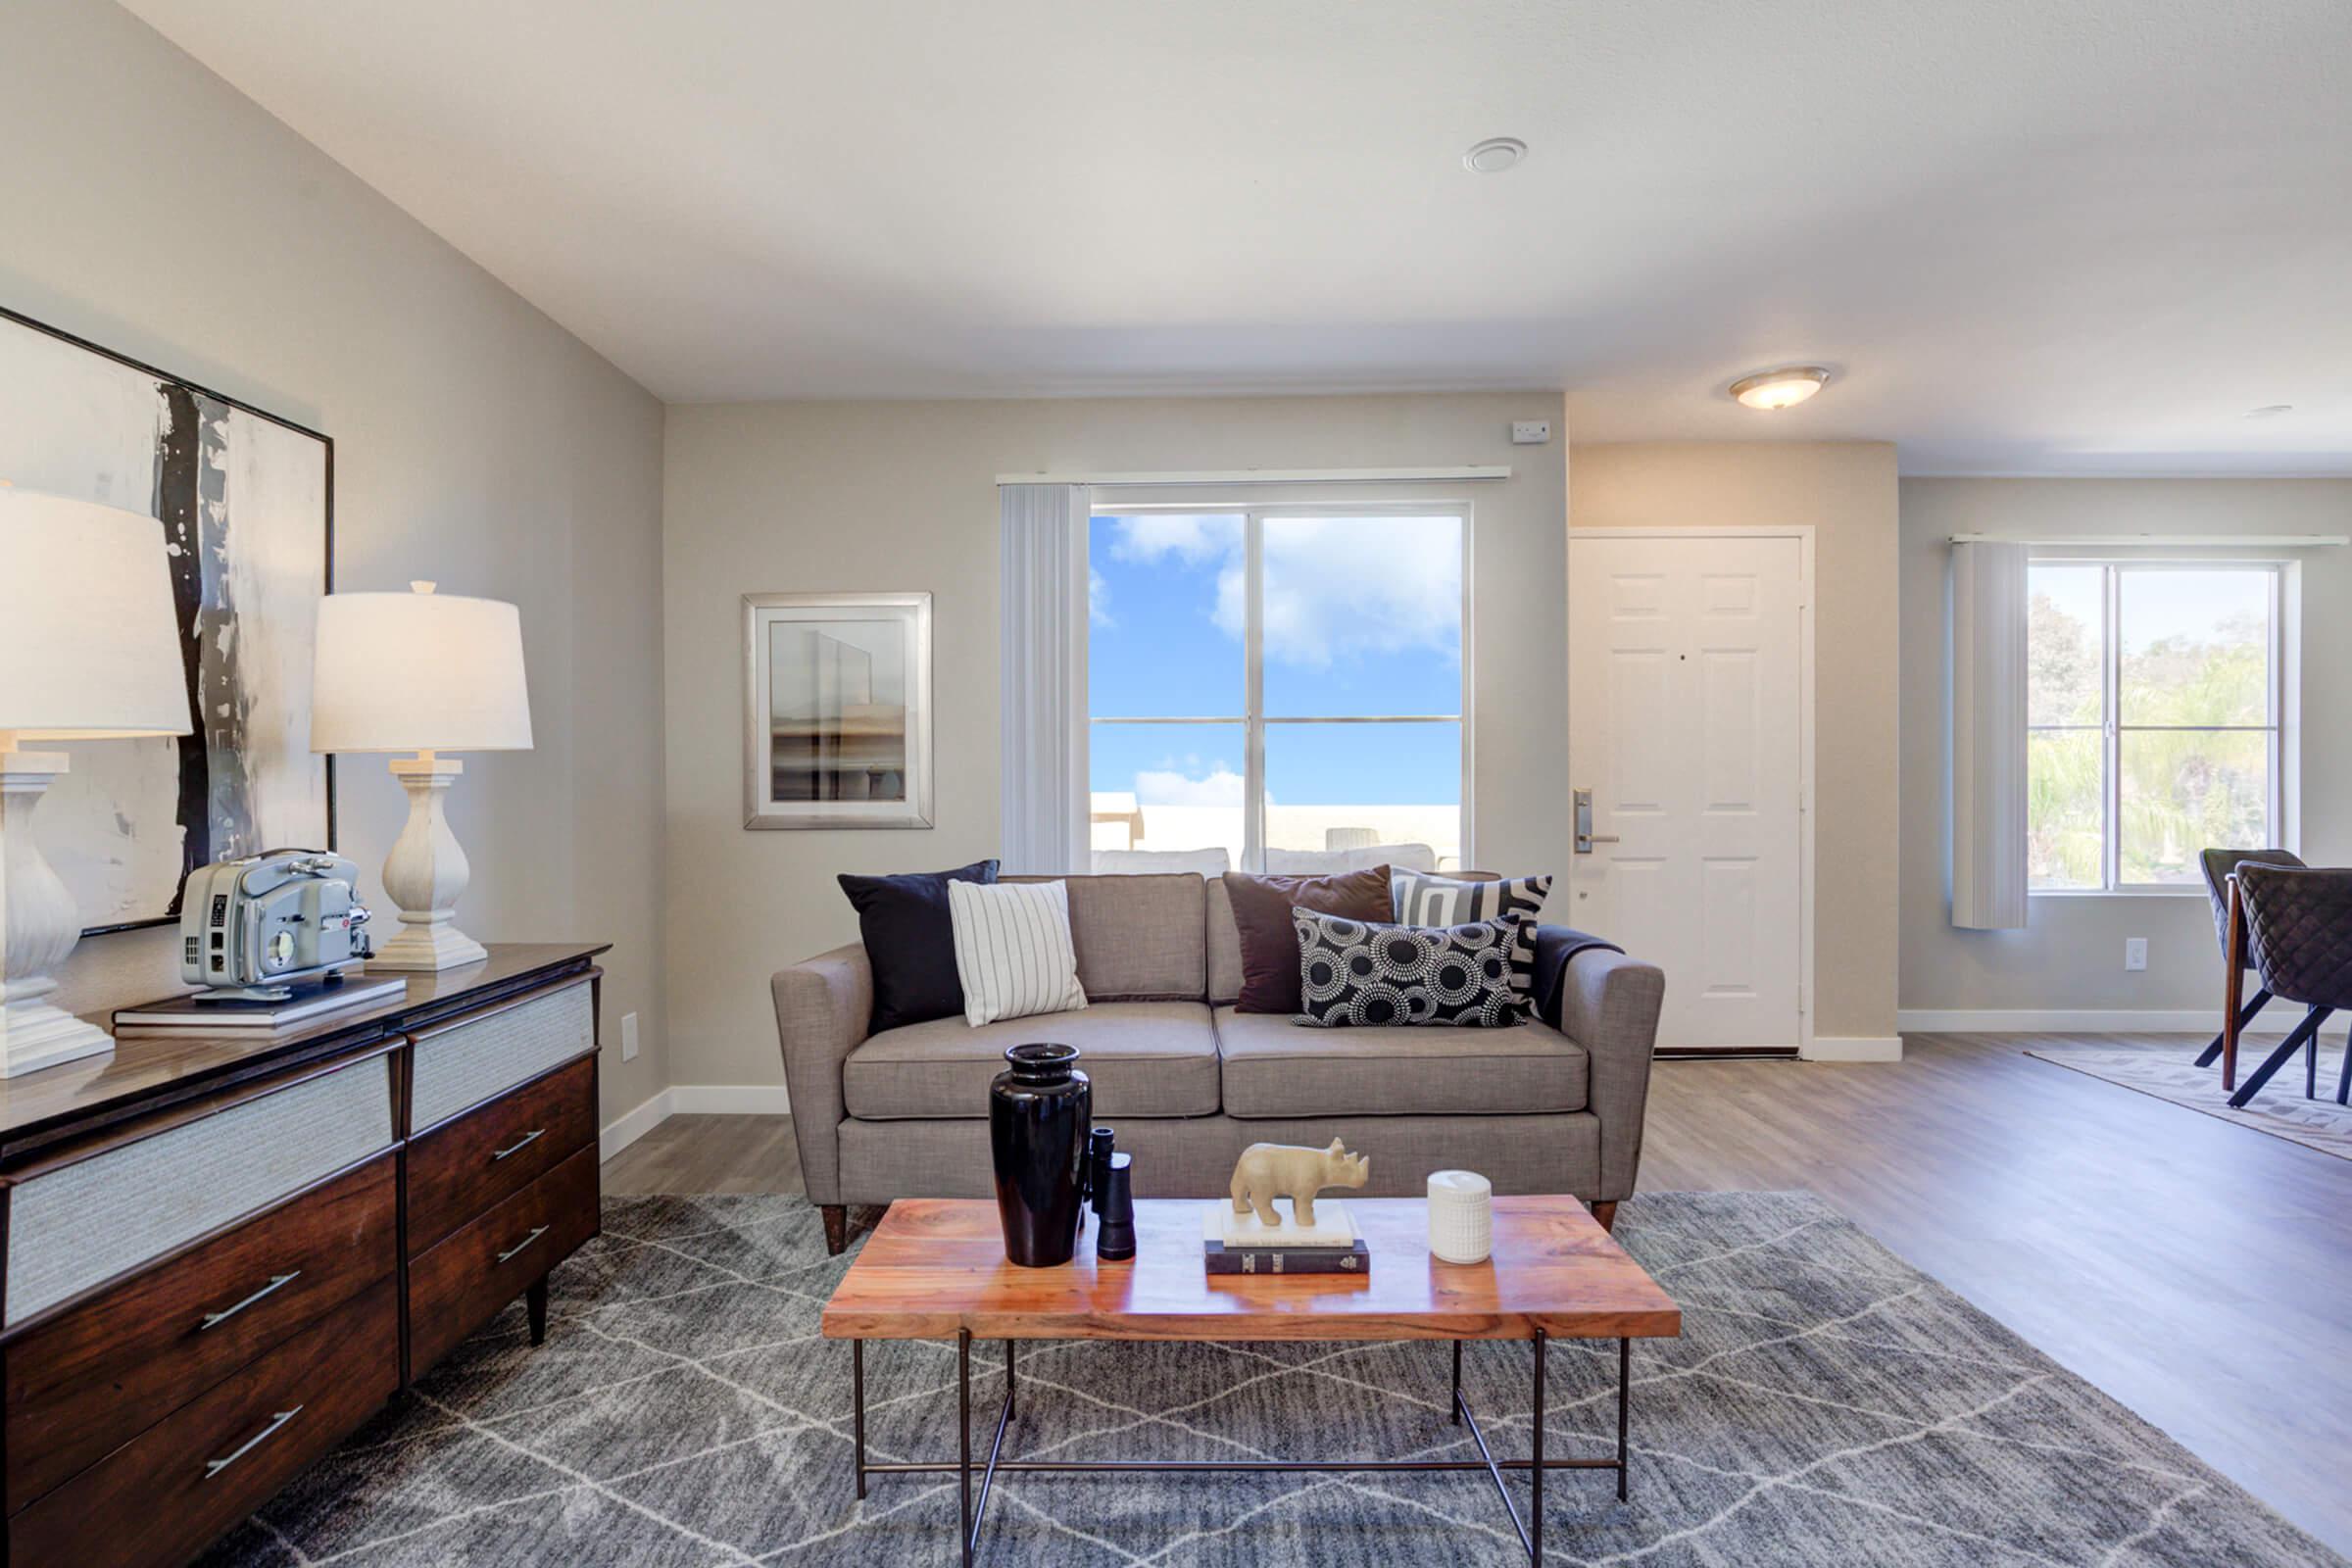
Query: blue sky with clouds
1088,514,1463,806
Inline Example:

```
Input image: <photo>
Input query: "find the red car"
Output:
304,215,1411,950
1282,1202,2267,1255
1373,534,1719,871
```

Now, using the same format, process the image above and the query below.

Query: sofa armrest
770,943,872,1205
1553,947,1665,1202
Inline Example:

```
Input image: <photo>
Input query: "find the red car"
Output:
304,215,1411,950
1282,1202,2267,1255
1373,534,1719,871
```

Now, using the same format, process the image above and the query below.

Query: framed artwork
743,591,933,829
0,306,334,934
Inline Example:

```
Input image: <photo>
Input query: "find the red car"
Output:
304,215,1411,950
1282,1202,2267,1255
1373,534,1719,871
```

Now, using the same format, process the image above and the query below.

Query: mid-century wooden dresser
0,942,609,1568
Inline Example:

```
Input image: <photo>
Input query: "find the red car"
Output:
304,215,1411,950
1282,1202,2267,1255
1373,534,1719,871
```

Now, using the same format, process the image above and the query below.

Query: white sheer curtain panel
1949,540,2029,929
1000,483,1091,874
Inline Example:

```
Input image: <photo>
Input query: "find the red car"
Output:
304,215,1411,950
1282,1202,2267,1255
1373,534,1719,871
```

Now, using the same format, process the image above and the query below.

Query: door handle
1574,787,1619,854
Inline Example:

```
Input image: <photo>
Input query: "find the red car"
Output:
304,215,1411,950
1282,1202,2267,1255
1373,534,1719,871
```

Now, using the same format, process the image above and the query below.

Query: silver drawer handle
491,1128,546,1162
198,1271,302,1332
496,1225,549,1264
205,1405,304,1478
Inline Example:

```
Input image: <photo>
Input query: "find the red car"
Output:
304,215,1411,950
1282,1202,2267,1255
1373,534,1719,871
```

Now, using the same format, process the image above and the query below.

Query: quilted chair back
2200,848,2306,967
2235,864,2352,1008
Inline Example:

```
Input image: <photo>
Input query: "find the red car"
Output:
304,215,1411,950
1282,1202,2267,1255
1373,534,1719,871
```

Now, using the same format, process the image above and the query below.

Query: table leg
1531,1328,1546,1566
852,1340,867,1501
958,1328,973,1568
1617,1338,1631,1502
1451,1340,1463,1425
2224,876,2247,1091
1006,1338,1017,1420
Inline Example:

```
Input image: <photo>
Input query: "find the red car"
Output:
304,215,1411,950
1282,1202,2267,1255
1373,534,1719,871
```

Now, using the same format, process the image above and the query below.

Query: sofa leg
1589,1200,1618,1234
821,1204,849,1255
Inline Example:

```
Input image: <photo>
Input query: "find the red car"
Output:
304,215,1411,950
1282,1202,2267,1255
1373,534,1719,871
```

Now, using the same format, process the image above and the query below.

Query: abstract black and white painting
0,308,332,933
742,592,933,829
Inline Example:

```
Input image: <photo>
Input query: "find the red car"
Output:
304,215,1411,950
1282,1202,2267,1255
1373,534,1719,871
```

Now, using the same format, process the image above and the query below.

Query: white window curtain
1000,483,1091,873
1948,540,2029,929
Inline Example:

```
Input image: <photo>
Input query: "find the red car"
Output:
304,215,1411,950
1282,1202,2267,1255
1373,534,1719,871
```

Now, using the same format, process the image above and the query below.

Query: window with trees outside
2027,562,2283,891
1087,505,1467,872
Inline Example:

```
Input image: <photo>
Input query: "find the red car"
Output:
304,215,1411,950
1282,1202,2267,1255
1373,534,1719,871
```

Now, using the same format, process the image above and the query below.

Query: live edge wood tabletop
0,942,611,1568
821,1197,1683,1344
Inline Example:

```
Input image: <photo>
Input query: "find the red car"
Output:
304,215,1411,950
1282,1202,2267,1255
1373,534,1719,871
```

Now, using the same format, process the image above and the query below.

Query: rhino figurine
1229,1138,1370,1228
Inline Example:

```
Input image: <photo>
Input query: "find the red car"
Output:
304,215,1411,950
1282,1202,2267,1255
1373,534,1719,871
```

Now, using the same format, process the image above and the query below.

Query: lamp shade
0,489,191,739
310,582,533,753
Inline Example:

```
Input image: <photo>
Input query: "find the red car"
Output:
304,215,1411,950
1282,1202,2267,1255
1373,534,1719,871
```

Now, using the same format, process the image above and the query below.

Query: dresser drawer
10,1279,398,1568
407,1055,596,1257
409,1144,599,1376
3,1054,395,1329
4,1152,397,1511
409,979,595,1134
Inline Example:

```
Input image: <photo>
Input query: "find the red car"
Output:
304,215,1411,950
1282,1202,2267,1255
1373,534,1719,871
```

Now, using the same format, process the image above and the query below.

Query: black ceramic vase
989,1043,1093,1267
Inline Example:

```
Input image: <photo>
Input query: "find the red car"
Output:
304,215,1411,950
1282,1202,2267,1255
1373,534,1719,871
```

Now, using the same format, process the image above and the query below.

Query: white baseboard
669,1084,794,1115
600,1088,674,1161
1897,1008,2288,1035
1801,1036,1904,1062
598,1083,795,1161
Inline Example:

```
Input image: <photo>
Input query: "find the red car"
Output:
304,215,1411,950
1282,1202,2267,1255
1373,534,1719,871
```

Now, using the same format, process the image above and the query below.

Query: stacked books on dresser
1201,1200,1371,1276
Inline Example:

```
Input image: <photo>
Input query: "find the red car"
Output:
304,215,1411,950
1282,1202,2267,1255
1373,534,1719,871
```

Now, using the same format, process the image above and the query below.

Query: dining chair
2225,863,2352,1110
2196,848,2303,1075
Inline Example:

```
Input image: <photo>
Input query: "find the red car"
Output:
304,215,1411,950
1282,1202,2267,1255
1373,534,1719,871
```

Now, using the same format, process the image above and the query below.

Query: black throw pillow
838,859,1002,1032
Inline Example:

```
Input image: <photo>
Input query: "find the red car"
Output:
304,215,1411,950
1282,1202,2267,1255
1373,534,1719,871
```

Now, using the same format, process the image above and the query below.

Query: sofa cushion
1214,1005,1588,1118
837,858,1001,1032
1206,877,1245,1006
1007,873,1205,1001
844,1002,1220,1120
1221,867,1395,1014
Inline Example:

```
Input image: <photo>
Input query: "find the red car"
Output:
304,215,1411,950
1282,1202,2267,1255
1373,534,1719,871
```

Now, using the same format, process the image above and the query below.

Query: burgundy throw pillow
1222,866,1395,1013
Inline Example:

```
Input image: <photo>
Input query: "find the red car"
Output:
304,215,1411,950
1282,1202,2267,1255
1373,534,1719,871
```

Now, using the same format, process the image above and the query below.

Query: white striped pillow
947,878,1089,1027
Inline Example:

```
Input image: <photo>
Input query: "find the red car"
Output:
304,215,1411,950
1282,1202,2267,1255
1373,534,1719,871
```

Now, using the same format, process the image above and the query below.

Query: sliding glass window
1087,505,1469,871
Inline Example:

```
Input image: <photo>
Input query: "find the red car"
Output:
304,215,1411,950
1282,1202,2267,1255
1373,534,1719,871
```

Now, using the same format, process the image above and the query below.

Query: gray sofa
771,872,1666,1254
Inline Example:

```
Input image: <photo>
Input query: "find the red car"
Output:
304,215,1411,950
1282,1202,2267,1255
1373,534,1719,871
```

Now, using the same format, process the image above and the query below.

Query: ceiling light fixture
1729,366,1831,411
1463,137,1527,173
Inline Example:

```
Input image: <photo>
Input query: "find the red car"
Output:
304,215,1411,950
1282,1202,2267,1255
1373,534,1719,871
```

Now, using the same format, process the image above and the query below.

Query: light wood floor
604,1032,2352,1556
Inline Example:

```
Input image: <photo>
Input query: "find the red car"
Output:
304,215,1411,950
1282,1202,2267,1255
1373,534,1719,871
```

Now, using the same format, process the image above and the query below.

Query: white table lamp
0,489,192,1076
312,582,533,971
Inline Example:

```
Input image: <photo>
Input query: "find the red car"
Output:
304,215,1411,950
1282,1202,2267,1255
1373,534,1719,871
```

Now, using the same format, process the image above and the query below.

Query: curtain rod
1949,532,2348,547
995,466,1511,487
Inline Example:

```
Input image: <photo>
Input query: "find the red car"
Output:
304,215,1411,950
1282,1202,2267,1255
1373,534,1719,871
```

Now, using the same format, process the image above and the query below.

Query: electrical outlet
2124,939,2147,972
621,1010,640,1061
1511,419,1551,445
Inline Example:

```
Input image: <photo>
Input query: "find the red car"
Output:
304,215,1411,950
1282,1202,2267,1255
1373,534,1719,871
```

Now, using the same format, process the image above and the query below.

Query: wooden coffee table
820,1196,1681,1565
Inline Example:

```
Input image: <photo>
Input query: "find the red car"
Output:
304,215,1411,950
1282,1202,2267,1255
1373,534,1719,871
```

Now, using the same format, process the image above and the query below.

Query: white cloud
1101,514,1460,671
1105,514,1238,567
1260,517,1461,669
1088,565,1113,626
1133,763,1246,808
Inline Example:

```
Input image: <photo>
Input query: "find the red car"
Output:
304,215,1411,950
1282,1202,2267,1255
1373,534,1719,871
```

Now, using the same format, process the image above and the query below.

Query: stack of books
1201,1201,1371,1276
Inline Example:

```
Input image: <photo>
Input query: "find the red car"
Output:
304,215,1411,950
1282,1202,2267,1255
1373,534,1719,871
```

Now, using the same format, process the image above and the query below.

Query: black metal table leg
1451,1340,1463,1425
1005,1338,1016,1420
957,1329,972,1568
1531,1328,1545,1565
852,1340,867,1500
1616,1338,1630,1502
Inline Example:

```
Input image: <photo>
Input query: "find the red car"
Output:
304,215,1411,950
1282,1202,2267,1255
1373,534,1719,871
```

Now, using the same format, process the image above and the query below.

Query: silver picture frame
742,591,934,830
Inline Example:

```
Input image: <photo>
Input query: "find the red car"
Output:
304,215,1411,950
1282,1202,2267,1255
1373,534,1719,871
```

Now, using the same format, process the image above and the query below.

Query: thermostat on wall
1511,420,1551,445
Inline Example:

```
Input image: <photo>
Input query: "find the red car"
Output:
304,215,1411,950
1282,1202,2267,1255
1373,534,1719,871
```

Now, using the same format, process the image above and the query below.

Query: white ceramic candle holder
1427,1169,1493,1264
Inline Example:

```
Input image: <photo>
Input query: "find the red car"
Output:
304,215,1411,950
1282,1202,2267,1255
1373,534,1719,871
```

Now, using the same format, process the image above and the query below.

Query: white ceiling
122,0,2352,473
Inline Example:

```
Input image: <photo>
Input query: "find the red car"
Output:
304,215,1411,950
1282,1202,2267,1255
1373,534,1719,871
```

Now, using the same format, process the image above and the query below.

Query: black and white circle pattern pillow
1390,870,1552,1020
1291,908,1528,1028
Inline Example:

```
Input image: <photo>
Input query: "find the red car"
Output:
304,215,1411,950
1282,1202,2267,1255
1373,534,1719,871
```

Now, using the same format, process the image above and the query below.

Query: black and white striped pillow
947,879,1089,1026
1390,870,1551,1020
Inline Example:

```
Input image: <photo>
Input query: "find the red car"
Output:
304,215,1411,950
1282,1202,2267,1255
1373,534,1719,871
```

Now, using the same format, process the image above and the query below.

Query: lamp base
368,921,489,973
1,745,113,1078
368,755,490,973
0,1001,112,1079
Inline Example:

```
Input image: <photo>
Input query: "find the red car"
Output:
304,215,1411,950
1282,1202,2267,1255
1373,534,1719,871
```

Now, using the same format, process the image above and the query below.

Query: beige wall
7,0,670,1122
1898,478,2352,1017
1568,442,1902,1044
663,393,1569,1089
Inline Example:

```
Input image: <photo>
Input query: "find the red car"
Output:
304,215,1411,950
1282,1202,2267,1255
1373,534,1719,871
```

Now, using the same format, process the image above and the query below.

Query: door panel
1569,533,1804,1052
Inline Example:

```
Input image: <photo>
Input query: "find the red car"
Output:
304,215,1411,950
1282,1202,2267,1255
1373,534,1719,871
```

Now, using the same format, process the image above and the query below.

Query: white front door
1566,532,1806,1053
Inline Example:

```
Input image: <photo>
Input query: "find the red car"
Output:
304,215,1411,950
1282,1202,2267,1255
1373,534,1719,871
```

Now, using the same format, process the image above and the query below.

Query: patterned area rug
2028,1036,2352,1161
199,1192,2341,1567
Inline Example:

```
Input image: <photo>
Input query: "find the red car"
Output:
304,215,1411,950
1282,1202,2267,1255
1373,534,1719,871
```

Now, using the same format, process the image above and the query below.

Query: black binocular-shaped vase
988,1043,1092,1267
